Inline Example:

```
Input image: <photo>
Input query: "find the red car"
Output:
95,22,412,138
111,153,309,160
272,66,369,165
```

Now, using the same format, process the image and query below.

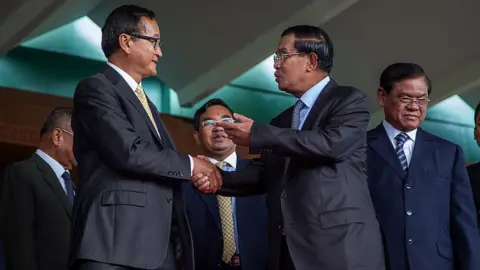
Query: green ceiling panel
420,95,480,163
21,16,106,62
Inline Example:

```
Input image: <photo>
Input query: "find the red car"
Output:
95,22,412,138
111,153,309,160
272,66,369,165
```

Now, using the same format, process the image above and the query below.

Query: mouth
212,133,228,141
404,115,419,120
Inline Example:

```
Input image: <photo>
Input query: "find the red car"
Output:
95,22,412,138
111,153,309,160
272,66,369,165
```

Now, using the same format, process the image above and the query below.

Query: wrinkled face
378,76,429,131
51,123,77,170
474,113,480,147
124,17,162,78
194,105,236,156
273,34,310,96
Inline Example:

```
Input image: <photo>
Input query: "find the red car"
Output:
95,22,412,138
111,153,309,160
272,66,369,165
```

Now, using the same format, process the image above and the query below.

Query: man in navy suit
367,62,480,270
184,98,268,270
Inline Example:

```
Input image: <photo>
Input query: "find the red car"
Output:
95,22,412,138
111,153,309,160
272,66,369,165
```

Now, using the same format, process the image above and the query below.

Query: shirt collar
382,120,417,142
207,151,237,169
298,76,331,109
35,149,67,179
107,62,140,92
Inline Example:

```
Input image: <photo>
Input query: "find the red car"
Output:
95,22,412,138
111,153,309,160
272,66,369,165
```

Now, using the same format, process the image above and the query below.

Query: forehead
277,34,296,51
140,17,160,37
392,77,429,96
201,105,232,119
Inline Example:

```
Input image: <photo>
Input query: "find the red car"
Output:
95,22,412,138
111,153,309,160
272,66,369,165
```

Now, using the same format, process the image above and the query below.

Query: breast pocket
101,190,147,207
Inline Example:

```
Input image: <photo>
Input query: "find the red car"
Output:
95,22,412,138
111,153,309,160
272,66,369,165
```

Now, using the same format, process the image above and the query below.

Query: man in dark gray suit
69,5,221,270
193,25,385,270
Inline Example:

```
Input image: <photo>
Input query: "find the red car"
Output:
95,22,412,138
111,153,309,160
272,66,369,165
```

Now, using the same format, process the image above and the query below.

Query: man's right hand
191,157,222,193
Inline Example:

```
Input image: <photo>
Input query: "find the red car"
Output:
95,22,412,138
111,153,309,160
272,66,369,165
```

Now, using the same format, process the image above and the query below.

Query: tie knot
135,85,144,94
215,161,227,170
395,132,409,144
294,99,305,111
62,171,71,181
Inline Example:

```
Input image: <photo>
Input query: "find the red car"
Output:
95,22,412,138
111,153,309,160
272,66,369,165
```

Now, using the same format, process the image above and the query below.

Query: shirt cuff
188,155,194,177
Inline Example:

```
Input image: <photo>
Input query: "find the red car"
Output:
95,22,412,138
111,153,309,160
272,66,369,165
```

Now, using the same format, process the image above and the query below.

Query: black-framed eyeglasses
396,96,430,107
273,52,306,63
128,33,162,50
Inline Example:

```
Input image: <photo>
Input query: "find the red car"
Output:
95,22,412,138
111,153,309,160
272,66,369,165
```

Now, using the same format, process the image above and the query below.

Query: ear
193,131,201,146
51,129,62,147
377,88,387,107
306,53,319,71
118,34,133,55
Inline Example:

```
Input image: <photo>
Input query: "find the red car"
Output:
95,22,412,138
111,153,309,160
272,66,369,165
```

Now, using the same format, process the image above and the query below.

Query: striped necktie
291,99,305,130
395,132,409,171
215,161,237,263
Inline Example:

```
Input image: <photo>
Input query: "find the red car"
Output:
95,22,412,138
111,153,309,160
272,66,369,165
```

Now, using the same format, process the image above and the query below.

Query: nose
213,124,224,132
273,59,281,70
155,47,163,57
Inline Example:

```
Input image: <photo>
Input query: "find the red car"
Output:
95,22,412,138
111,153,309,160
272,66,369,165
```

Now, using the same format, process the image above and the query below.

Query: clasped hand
190,156,222,193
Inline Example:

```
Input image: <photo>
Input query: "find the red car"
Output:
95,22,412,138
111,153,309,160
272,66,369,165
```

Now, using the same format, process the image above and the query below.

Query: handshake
190,156,223,194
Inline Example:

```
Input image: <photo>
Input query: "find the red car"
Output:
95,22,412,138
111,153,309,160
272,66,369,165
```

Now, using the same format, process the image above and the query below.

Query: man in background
69,5,220,270
1,107,76,270
367,62,480,270
467,101,480,226
184,98,268,270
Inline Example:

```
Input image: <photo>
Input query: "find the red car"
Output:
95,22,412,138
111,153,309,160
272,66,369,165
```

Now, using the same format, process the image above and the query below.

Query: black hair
101,5,156,58
281,25,334,73
40,107,73,136
380,62,432,94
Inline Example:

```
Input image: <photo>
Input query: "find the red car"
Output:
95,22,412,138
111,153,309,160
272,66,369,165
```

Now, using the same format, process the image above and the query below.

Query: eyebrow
220,114,232,118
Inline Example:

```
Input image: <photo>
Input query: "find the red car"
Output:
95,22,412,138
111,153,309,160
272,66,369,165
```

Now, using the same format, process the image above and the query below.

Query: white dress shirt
106,62,194,175
35,149,70,194
382,120,417,165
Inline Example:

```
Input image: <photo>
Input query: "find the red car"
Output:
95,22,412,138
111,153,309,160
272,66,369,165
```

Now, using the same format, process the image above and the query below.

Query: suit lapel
32,154,72,218
301,80,338,131
201,194,222,232
101,65,163,146
407,128,433,183
368,124,407,180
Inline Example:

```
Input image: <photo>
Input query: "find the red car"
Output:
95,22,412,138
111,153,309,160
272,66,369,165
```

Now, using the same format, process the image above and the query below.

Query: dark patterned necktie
61,171,74,204
395,133,409,171
291,99,305,130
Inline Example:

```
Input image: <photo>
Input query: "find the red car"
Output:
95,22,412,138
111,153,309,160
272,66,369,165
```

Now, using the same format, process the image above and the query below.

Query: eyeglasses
58,128,74,136
273,52,306,63
201,118,234,127
396,96,430,107
128,33,162,50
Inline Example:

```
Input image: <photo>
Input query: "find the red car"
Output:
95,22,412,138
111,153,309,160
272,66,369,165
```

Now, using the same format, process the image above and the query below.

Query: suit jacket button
281,193,288,199
167,197,173,203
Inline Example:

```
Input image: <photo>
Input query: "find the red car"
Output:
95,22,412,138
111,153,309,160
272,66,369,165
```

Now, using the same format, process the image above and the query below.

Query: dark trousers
280,237,295,270
74,239,177,270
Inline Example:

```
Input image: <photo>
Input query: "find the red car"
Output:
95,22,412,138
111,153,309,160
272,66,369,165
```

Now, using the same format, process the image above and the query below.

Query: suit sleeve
249,89,369,161
1,166,38,270
73,77,190,181
218,158,266,196
450,146,480,269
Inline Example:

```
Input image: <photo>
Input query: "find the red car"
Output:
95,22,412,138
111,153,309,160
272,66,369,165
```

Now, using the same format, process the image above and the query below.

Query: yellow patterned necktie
216,161,237,263
135,85,159,135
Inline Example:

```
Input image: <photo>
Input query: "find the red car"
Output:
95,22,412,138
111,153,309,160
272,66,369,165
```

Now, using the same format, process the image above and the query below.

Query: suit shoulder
332,85,367,99
4,158,38,181
422,130,461,152
75,72,111,95
467,162,480,173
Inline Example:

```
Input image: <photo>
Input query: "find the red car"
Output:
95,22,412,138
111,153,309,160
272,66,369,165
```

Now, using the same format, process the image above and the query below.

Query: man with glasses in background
366,63,480,270
184,98,268,270
0,107,76,270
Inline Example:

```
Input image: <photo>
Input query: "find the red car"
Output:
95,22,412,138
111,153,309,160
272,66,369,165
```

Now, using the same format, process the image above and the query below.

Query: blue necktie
395,133,409,171
291,99,305,130
61,171,75,204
